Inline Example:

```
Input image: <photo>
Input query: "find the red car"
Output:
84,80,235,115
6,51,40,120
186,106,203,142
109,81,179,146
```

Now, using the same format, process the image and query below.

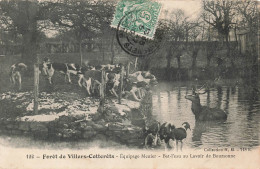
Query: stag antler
192,83,209,95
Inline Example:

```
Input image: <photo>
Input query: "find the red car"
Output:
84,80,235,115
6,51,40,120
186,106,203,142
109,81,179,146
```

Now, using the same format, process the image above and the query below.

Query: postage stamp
111,0,162,39
116,11,165,57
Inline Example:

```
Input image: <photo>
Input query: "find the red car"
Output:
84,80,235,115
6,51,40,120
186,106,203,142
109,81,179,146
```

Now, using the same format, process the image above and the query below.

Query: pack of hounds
9,61,190,150
144,120,190,151
9,59,157,99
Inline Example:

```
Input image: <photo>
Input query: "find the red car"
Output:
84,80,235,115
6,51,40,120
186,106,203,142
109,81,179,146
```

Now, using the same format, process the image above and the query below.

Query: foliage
39,0,116,42
0,0,258,70
235,0,258,32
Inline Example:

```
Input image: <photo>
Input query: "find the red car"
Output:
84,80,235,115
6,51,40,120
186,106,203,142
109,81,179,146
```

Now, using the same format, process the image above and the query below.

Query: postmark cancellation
111,0,162,39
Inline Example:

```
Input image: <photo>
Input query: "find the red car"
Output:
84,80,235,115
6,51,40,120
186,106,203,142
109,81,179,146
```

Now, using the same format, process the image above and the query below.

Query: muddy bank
0,92,150,147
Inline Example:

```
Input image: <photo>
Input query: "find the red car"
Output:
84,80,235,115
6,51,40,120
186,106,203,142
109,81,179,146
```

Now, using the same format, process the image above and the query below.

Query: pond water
0,81,259,150
152,82,260,149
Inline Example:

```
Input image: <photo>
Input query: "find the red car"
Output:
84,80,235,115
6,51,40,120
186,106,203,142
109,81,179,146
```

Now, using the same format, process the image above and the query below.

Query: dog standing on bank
10,63,27,90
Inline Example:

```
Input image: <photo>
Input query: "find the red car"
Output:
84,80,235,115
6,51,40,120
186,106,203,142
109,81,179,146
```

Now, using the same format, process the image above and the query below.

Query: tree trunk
206,52,212,67
134,57,138,69
20,1,38,73
202,22,205,40
33,63,39,114
185,28,188,47
21,30,37,73
189,49,198,80
140,57,150,71
166,47,172,80
79,40,83,66
225,33,234,68
118,66,124,104
166,47,172,69
234,24,238,49
110,31,115,64
176,53,181,80
102,37,105,62
176,55,181,70
208,17,211,41
248,30,258,84
191,48,198,70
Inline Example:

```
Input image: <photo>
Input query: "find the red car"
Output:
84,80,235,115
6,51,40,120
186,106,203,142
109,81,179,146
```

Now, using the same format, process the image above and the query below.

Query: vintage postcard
0,0,259,169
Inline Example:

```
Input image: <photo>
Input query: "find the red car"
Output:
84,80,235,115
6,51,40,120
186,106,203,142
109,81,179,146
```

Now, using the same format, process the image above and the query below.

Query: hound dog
81,70,102,96
42,58,81,85
159,122,176,149
80,66,121,97
10,63,27,90
143,118,160,149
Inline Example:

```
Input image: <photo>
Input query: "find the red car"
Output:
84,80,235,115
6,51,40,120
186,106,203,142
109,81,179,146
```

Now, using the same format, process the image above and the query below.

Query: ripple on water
153,86,260,149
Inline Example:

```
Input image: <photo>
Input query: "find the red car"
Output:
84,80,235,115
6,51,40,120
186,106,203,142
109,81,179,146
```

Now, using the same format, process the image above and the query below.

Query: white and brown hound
42,58,81,85
10,63,27,90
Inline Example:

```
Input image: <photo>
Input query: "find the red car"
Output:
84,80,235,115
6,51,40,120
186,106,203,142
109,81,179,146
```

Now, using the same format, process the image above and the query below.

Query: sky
44,0,203,38
159,0,202,20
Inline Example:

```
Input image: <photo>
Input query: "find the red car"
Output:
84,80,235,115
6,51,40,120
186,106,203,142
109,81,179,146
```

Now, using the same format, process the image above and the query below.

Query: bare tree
235,1,258,84
202,0,236,69
165,9,187,80
199,12,217,68
202,0,236,42
161,9,202,80
189,25,201,70
236,1,258,55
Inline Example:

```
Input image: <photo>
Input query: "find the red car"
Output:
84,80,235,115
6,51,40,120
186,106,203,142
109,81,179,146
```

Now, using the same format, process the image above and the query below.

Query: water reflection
224,87,230,111
217,87,223,109
153,83,260,149
206,90,210,107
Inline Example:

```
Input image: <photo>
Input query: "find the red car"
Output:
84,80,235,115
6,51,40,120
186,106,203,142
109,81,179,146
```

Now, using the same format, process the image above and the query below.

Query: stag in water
185,86,227,121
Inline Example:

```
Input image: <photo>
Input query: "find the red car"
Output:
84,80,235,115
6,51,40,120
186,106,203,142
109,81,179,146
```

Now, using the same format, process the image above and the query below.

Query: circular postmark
116,10,165,57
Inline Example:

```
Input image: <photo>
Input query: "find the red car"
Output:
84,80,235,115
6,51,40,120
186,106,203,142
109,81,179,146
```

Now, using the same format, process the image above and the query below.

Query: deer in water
185,86,227,121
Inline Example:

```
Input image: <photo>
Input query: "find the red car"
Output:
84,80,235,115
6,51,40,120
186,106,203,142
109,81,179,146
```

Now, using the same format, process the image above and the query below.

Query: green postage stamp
111,0,162,39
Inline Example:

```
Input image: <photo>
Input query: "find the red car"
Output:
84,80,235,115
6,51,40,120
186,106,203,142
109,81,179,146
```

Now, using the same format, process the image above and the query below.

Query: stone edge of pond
0,101,149,148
